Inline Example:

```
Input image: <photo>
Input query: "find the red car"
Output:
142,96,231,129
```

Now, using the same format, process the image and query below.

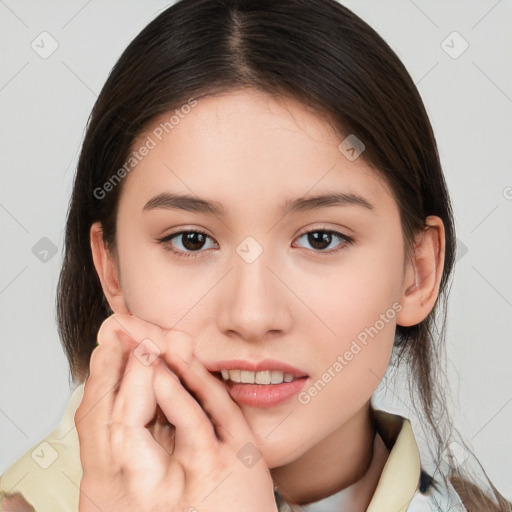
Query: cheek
300,249,403,346
252,318,397,468
332,317,396,398
292,248,402,415
117,238,208,326
307,306,396,410
280,318,395,459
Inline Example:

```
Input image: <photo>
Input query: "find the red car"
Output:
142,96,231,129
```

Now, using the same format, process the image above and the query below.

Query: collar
0,383,85,511
274,404,421,512
366,406,421,511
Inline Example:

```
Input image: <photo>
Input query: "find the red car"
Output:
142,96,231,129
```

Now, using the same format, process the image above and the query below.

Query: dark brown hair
56,1,511,509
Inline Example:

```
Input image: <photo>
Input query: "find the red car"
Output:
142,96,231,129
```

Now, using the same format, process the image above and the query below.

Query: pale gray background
1,0,511,499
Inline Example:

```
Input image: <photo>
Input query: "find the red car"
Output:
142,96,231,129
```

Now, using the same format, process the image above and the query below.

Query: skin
89,88,445,507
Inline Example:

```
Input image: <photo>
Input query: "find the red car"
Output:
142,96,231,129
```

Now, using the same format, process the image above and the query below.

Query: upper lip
205,359,309,378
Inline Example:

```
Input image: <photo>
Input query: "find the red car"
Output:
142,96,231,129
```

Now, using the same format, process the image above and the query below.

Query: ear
90,221,131,315
396,215,445,327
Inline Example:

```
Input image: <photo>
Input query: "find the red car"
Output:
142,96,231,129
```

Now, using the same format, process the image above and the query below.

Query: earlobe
396,216,445,327
90,222,130,314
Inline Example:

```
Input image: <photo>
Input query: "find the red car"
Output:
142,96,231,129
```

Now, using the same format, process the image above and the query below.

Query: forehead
120,88,393,214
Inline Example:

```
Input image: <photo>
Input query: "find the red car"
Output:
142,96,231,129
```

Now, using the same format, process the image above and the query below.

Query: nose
216,245,293,343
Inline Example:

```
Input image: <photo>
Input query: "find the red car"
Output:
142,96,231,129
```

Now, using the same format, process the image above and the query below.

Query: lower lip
222,377,309,408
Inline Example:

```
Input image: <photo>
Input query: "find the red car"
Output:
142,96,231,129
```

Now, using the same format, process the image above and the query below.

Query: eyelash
158,227,354,260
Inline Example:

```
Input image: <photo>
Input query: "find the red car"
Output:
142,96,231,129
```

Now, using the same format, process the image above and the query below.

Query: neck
270,401,384,506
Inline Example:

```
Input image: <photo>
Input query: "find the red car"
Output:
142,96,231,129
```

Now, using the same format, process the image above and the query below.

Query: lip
205,359,309,408
205,358,309,378
222,378,309,408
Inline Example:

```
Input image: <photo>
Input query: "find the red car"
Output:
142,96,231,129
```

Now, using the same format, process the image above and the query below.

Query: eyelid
293,225,354,253
157,228,217,259
295,224,350,238
158,225,354,259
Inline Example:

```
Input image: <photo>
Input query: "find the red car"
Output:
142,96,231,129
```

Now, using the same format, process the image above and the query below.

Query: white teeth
219,369,298,384
240,370,254,383
255,370,271,384
271,371,284,384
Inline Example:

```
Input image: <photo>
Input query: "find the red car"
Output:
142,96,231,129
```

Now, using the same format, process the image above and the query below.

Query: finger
111,338,160,428
163,353,252,445
97,312,169,355
162,328,194,363
110,345,173,475
76,314,137,430
102,313,198,370
75,312,169,475
152,361,219,462
74,337,127,472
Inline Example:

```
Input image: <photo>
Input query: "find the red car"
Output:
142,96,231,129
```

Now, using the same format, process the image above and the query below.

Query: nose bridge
233,236,276,311
217,236,290,340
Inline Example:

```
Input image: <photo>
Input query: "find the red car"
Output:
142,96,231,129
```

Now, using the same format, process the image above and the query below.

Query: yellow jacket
0,383,466,511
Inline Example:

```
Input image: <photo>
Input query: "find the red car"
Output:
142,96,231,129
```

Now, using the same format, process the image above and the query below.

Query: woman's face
104,88,408,467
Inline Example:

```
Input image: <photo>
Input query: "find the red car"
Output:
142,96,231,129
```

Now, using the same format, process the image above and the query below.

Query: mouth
207,359,309,408
213,369,304,385
215,373,309,408
207,358,308,383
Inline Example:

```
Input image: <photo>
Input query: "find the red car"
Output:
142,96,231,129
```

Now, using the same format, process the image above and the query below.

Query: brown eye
294,229,353,254
159,230,216,259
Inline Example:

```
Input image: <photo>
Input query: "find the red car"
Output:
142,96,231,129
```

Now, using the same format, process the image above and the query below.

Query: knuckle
97,313,117,339
79,473,94,489
89,341,125,378
97,313,131,345
73,407,82,431
74,401,90,434
88,345,109,375
74,390,89,425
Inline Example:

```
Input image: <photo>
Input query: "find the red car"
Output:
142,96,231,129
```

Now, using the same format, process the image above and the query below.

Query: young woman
1,0,510,510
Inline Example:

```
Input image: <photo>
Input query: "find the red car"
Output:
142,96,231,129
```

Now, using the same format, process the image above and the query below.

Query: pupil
183,232,205,250
309,231,331,250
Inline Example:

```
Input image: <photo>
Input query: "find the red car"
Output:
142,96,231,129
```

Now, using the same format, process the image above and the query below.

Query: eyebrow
142,191,375,216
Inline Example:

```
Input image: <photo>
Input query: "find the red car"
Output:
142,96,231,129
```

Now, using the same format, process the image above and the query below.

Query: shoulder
0,383,85,512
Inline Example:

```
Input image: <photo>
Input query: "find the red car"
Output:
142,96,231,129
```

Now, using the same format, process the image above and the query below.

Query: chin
258,436,310,469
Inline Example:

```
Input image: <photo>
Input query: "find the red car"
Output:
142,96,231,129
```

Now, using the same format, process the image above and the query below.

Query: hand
74,313,278,512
